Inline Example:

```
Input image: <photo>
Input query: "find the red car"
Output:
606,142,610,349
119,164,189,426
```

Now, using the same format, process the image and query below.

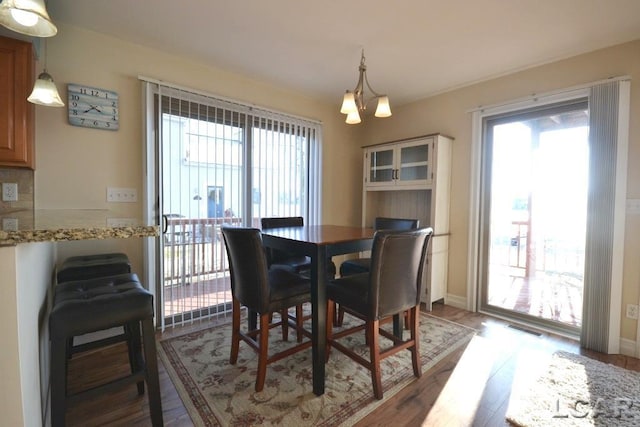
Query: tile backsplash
0,168,34,213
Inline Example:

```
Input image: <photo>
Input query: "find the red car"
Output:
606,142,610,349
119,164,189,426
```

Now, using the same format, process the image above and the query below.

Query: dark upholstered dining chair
339,217,419,277
260,216,310,273
336,217,419,326
326,227,433,399
221,227,312,392
261,216,337,278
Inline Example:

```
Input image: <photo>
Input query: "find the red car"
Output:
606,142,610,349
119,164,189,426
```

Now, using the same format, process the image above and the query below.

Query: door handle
161,215,168,234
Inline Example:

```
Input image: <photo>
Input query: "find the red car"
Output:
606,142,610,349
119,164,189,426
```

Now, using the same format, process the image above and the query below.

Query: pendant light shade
345,110,362,125
340,91,357,115
0,0,57,37
374,96,392,118
28,71,64,107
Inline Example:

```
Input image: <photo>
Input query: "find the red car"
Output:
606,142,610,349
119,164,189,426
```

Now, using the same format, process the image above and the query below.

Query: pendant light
340,49,392,124
0,0,58,37
28,38,64,107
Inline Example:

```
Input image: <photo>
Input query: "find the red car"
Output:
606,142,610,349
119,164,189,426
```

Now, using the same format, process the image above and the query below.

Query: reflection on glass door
480,101,589,332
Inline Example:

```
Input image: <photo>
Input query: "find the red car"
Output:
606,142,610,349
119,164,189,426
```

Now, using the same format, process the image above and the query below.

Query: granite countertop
0,209,158,246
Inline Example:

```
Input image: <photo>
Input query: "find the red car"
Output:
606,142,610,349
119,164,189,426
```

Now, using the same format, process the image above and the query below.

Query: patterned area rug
507,351,640,426
159,310,475,426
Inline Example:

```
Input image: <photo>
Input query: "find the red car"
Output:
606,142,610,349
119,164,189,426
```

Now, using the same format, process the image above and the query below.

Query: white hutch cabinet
362,133,453,308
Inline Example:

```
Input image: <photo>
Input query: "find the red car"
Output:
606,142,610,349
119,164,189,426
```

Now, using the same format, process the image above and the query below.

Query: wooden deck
487,265,583,327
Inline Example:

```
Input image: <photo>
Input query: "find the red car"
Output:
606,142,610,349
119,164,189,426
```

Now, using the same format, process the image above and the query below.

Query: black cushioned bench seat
49,273,163,426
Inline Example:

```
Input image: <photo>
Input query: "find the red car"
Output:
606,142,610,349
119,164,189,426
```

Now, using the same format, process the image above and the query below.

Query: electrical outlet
107,218,138,227
2,218,18,231
627,199,640,215
2,183,18,202
626,304,639,320
106,187,138,203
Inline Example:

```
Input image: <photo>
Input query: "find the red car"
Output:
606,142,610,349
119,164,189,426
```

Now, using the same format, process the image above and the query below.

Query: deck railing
163,217,242,285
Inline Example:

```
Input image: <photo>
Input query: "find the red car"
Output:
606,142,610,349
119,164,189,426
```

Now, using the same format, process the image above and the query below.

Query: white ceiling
48,0,640,107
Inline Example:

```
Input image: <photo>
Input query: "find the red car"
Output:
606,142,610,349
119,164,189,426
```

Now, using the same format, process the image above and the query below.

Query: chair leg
142,317,164,427
368,319,383,400
230,299,241,364
127,321,145,395
281,309,289,341
51,336,68,427
255,313,270,392
326,300,335,361
296,305,304,343
410,307,421,378
336,305,345,327
248,309,258,331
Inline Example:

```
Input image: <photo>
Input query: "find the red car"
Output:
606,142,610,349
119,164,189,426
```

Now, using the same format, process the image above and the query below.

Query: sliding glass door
479,100,589,333
143,82,321,327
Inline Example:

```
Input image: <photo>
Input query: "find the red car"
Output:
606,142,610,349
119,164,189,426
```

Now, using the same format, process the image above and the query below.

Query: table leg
248,310,257,331
393,314,402,338
311,246,327,395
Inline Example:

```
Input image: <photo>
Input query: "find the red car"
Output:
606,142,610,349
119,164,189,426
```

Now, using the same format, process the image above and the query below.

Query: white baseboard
445,293,467,310
619,337,636,357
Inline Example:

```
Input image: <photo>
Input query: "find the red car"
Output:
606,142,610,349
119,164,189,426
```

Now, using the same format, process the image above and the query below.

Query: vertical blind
581,80,629,352
141,78,322,328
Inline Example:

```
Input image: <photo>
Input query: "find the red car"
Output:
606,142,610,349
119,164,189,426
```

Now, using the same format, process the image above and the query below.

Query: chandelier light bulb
11,8,37,26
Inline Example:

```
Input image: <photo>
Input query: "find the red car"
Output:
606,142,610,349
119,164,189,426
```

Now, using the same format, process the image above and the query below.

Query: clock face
67,84,119,130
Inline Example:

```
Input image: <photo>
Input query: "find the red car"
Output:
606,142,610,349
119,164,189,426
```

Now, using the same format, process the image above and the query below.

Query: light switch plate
627,199,640,215
2,183,18,202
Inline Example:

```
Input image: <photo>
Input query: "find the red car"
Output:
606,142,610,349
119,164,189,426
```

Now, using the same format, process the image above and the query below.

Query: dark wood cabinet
0,36,34,169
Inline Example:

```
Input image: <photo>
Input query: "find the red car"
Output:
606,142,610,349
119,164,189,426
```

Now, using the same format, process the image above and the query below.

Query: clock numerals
74,117,114,129
79,87,103,97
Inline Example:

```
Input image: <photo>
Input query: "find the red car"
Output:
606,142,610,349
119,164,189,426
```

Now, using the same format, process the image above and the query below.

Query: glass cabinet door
367,147,395,185
397,138,431,185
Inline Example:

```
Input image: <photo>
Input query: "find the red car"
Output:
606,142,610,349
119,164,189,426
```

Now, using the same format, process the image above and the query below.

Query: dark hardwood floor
64,304,640,426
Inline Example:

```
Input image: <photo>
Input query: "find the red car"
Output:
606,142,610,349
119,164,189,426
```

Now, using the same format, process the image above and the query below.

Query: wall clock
67,84,119,130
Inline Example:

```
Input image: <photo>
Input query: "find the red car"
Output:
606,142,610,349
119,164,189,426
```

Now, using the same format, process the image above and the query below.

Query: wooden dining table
261,224,375,396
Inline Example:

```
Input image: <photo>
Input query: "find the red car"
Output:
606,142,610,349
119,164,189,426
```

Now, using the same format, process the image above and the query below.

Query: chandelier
340,49,391,124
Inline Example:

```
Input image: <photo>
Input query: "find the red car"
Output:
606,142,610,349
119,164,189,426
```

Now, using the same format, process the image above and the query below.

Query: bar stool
56,252,131,283
55,252,135,361
49,273,163,427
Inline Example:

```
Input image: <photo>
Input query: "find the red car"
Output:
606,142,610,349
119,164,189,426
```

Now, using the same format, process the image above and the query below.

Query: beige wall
364,39,640,341
35,23,363,274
